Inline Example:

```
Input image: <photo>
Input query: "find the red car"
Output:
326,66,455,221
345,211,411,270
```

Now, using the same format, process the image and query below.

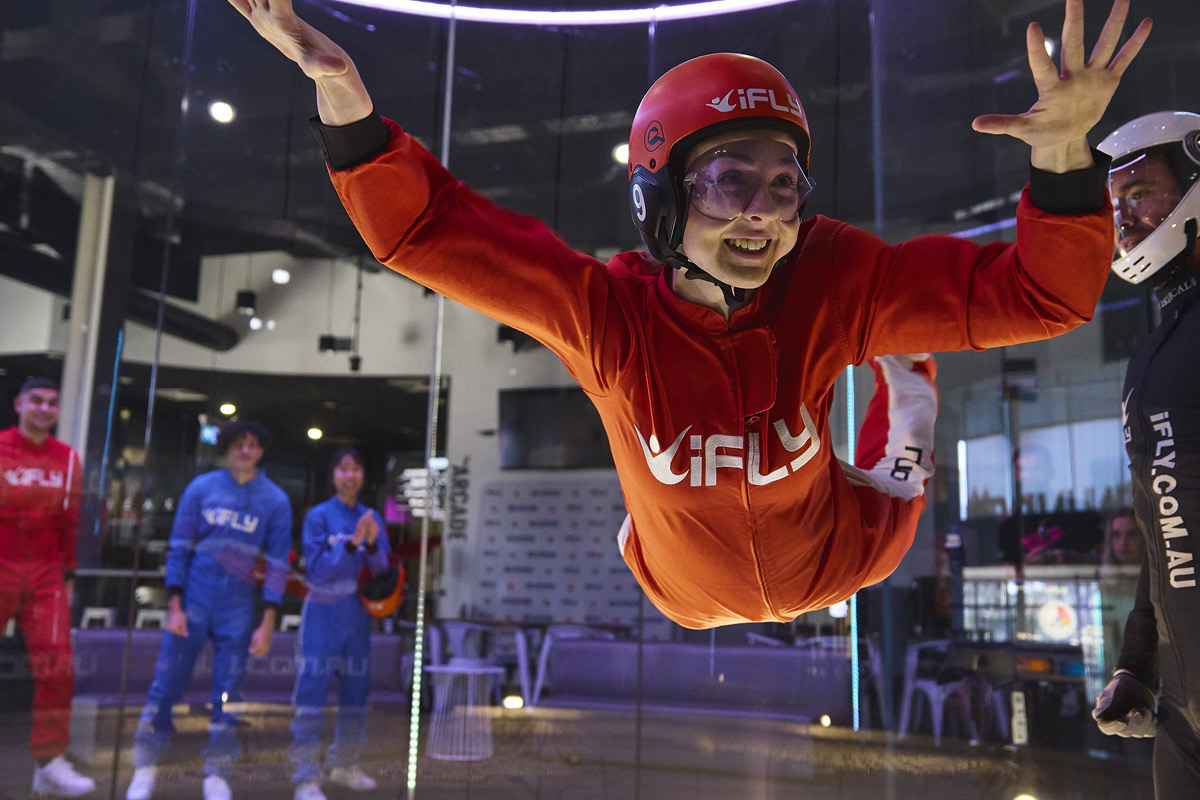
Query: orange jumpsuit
324,117,1112,628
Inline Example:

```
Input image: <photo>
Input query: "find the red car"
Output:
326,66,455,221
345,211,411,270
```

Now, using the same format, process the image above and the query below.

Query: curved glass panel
1,0,1198,798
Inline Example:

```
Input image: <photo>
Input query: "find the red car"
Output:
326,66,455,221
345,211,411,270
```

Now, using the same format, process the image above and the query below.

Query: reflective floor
0,703,1154,800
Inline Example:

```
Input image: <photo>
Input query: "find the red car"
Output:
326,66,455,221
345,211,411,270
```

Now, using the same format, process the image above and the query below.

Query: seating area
7,613,1059,749
70,628,414,708
532,638,849,723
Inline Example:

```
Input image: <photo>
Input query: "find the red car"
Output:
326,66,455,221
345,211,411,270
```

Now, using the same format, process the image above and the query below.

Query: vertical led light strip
957,439,968,521
407,7,458,798
845,364,860,732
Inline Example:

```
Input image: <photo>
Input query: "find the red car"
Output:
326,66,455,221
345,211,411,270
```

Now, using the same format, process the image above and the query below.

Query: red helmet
628,53,811,265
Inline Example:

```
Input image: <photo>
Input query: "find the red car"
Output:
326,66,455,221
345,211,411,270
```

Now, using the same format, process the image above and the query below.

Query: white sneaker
31,756,96,797
126,767,157,800
327,765,377,791
203,776,232,800
294,782,327,800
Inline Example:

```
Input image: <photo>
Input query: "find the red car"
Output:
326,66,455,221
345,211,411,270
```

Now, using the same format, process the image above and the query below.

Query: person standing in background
290,447,391,800
126,420,293,800
0,377,95,797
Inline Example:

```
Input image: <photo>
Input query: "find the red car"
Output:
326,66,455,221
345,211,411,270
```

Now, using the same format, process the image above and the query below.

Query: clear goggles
682,138,814,223
1109,146,1198,258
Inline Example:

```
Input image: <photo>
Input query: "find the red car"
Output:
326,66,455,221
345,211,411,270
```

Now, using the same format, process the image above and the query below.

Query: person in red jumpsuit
0,377,95,796
229,0,1150,629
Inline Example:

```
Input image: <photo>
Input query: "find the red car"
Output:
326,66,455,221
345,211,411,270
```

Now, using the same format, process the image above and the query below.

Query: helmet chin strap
667,182,750,308
1150,218,1200,295
671,256,749,307
665,194,804,310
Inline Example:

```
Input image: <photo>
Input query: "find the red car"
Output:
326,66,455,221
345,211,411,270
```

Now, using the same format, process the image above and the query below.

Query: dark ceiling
1,0,1198,325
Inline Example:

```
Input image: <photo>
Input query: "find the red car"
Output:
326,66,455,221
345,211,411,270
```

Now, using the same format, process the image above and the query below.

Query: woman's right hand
228,0,350,79
229,0,375,125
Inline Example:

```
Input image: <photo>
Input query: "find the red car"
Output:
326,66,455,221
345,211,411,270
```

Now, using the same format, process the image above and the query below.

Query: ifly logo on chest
636,403,821,487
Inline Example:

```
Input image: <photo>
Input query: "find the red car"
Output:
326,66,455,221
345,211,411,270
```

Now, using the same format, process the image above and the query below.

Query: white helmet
1098,111,1200,285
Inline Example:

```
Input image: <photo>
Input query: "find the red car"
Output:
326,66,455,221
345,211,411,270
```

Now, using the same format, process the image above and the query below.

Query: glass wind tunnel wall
1,0,1198,797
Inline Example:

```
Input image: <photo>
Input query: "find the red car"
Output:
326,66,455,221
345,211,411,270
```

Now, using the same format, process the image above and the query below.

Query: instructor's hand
1092,672,1157,737
971,0,1151,173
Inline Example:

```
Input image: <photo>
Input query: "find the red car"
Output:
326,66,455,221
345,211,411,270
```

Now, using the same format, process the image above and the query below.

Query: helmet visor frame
682,138,814,224
1109,143,1200,260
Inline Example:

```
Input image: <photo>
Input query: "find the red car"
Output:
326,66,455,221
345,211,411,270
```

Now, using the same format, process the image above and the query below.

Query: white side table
424,662,506,760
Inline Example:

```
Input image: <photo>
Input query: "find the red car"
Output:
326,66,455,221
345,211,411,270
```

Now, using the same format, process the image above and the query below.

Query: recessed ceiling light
611,142,629,165
272,268,291,284
307,427,323,440
249,317,263,330
209,100,236,124
219,403,236,415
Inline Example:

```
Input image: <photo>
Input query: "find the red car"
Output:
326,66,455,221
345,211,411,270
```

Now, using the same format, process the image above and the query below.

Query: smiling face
14,387,59,440
677,130,804,292
332,453,365,499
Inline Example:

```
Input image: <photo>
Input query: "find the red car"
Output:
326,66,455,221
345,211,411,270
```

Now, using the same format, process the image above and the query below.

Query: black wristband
167,585,184,599
1029,148,1112,215
344,541,359,553
365,541,379,555
309,111,391,171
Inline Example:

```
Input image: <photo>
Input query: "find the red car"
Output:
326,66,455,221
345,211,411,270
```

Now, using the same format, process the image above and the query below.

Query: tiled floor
1,703,1155,800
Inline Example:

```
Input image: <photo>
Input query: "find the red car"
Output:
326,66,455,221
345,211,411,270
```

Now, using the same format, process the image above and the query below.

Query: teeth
726,238,767,252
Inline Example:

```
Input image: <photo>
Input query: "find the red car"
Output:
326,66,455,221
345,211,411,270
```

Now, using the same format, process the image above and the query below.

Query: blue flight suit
289,497,390,784
133,469,292,778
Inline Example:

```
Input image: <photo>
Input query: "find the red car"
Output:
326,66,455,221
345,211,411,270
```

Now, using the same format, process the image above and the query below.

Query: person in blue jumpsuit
126,421,293,800
290,447,390,800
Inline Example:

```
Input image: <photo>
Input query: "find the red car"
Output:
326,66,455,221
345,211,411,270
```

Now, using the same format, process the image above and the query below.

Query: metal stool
424,662,506,760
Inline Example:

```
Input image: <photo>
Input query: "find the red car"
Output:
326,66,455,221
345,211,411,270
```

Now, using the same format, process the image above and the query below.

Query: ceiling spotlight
266,319,276,330
249,317,263,330
209,100,236,124
819,714,832,727
502,694,524,710
612,142,629,165
236,290,257,316
307,427,323,441
219,403,236,415
271,268,291,284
